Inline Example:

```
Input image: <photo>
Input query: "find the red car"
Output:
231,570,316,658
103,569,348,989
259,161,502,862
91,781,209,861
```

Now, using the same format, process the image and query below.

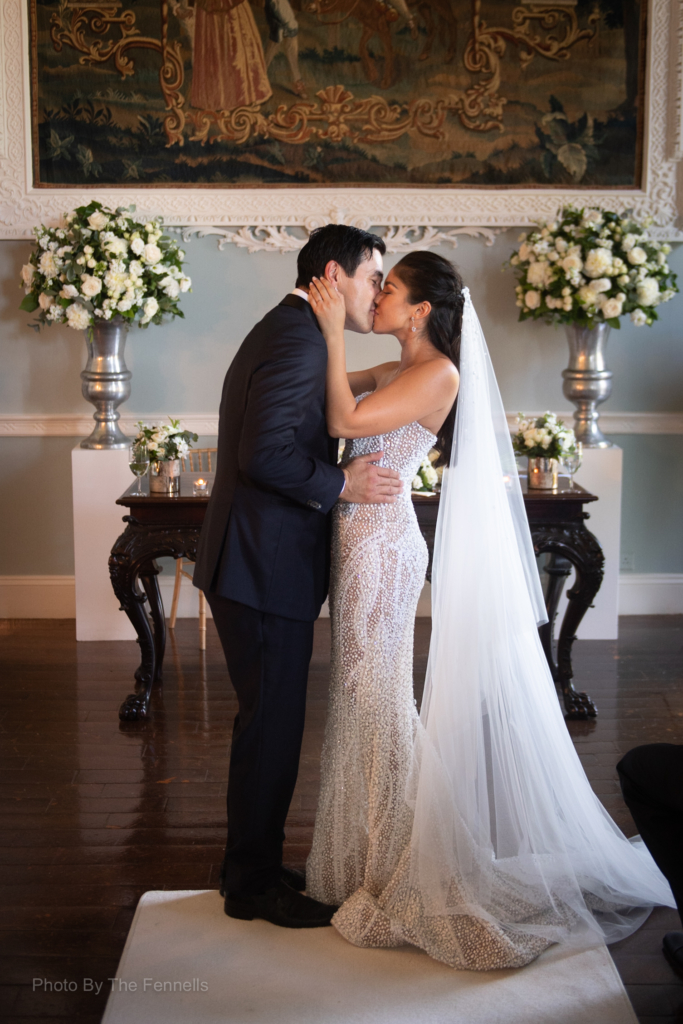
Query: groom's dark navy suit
194,294,344,895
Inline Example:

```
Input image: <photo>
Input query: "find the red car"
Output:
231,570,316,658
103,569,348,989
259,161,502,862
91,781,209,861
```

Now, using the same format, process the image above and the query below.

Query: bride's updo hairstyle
392,252,464,467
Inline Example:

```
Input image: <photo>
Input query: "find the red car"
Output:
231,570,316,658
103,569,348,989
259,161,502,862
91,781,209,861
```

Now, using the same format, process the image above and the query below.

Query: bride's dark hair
392,252,464,467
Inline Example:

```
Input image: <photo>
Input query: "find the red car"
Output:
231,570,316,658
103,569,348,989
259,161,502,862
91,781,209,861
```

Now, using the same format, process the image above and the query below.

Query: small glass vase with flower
134,419,198,495
512,413,578,490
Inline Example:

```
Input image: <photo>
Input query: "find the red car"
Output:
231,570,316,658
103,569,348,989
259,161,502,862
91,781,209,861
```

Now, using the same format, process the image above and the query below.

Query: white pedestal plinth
553,446,623,641
72,446,136,641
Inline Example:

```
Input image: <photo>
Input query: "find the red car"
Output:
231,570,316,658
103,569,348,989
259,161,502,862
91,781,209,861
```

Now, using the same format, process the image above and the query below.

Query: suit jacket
193,294,345,621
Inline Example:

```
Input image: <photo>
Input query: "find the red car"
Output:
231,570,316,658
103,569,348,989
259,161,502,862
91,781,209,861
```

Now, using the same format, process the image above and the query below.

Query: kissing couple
194,225,674,969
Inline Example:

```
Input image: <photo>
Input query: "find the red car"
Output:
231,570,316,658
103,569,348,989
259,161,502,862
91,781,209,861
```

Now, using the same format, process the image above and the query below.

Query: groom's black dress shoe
219,865,306,898
663,932,683,979
224,881,336,929
280,865,306,892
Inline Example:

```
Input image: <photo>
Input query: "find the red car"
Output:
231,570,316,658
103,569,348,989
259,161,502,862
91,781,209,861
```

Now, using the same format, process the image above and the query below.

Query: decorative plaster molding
2,411,682,437
670,0,683,160
0,414,221,437
0,4,8,163
178,225,501,254
1,0,681,246
505,411,683,434
592,411,683,434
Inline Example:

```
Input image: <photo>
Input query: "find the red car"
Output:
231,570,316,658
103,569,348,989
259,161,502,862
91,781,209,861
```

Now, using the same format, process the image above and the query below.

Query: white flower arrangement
511,413,577,460
411,453,442,493
133,418,198,465
506,205,678,329
20,200,191,331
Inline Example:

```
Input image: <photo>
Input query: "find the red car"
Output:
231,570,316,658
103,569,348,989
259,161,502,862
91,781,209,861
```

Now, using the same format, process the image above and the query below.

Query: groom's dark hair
296,224,386,288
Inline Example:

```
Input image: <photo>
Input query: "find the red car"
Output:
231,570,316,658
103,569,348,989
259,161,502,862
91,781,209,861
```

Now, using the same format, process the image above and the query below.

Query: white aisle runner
102,890,637,1024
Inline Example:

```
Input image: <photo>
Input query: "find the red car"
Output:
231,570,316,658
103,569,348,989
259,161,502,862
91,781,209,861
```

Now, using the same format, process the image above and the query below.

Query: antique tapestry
30,0,645,188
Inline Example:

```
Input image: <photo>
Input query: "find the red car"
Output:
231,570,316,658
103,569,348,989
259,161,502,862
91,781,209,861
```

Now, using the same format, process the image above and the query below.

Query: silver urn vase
149,459,180,494
528,457,558,489
561,323,613,448
80,317,132,449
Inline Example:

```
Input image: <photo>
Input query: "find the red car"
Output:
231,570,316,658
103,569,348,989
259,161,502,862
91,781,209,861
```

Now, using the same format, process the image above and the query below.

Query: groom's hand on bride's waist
339,452,402,504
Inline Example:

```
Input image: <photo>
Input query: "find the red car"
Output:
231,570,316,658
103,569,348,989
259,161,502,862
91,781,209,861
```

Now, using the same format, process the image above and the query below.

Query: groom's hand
340,452,402,504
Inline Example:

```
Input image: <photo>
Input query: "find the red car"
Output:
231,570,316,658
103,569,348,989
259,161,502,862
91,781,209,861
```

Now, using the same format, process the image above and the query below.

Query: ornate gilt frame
1,0,681,251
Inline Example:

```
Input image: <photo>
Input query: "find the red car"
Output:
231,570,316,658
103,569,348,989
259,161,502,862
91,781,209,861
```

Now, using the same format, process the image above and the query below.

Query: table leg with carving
538,551,573,681
139,561,166,679
531,518,604,720
109,553,158,722
556,522,605,719
109,515,200,721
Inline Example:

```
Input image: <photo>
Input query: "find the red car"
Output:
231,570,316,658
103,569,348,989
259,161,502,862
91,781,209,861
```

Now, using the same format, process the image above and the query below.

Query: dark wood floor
1,615,682,1023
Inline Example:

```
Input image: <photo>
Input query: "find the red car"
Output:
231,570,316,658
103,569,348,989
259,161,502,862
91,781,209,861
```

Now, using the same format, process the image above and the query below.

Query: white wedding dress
306,293,675,971
306,400,550,968
307,401,433,910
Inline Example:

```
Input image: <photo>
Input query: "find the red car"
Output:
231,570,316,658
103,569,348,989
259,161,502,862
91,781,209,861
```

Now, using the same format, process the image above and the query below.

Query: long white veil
400,288,674,948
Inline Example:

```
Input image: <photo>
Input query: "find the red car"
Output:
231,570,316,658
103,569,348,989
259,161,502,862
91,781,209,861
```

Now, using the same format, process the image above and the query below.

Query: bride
304,251,675,970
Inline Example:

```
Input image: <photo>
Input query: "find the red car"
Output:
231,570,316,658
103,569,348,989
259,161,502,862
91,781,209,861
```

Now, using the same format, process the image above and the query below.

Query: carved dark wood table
110,474,213,722
111,475,603,722
413,477,604,720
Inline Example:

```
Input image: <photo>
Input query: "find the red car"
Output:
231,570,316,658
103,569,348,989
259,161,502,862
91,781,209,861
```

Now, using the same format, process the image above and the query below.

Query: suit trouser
206,592,314,896
617,742,683,921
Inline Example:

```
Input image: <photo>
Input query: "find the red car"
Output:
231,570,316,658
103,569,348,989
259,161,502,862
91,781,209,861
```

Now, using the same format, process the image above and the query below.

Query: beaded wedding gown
306,398,551,969
306,401,432,906
306,298,675,971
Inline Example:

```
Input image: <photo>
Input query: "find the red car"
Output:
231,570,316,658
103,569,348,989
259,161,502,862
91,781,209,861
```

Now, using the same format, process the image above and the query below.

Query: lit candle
193,478,208,496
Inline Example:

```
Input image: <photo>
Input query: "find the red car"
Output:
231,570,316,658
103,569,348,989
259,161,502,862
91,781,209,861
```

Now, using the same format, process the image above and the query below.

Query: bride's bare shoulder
410,354,460,395
434,354,460,390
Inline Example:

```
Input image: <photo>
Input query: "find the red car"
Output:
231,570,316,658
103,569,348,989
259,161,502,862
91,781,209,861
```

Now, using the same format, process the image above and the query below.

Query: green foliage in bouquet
511,413,577,460
134,419,198,465
506,205,678,330
411,453,442,493
19,200,191,331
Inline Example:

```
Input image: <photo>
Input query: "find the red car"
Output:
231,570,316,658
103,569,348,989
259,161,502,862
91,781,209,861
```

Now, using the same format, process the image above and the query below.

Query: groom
193,225,401,928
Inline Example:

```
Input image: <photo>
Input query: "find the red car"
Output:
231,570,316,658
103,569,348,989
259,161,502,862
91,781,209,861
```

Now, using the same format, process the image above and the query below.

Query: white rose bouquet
20,200,191,331
506,205,678,329
134,418,198,465
411,453,441,493
511,412,577,460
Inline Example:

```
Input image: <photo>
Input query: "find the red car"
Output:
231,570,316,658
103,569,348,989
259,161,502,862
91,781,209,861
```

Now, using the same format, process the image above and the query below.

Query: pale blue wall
611,434,683,574
1,228,681,577
0,437,77,575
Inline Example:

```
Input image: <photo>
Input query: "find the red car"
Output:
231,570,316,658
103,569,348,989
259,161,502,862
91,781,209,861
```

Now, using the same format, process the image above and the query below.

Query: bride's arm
309,276,459,439
347,368,376,396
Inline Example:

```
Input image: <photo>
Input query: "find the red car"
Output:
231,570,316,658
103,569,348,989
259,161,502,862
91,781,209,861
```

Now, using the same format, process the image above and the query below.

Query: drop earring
411,317,417,333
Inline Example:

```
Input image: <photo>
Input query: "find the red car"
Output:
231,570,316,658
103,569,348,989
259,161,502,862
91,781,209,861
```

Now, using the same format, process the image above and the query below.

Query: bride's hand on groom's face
340,452,403,504
309,276,346,338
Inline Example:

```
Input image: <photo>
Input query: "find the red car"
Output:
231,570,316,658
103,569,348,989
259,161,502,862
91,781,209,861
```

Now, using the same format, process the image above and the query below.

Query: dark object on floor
663,932,683,980
224,881,335,928
617,743,683,919
617,743,683,989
